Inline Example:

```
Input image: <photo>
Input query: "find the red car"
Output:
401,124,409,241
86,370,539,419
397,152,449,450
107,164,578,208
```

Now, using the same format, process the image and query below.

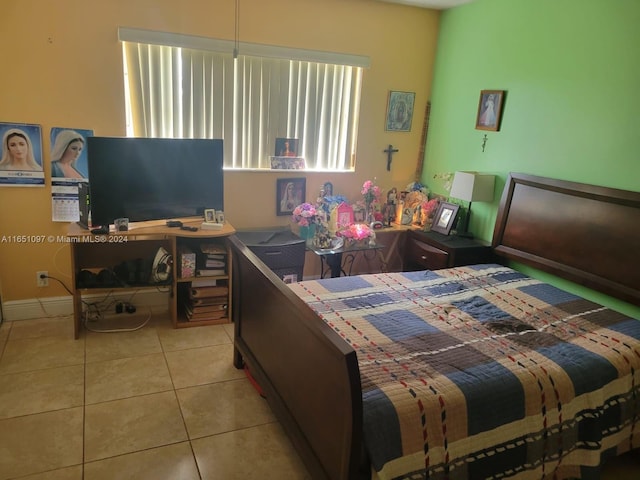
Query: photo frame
274,138,299,157
204,209,216,223
431,201,460,235
385,91,415,132
475,90,505,131
277,177,306,216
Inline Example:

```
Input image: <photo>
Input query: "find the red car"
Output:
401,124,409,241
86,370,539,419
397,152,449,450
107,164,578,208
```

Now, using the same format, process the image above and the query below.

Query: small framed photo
274,138,299,157
385,91,415,132
204,209,216,223
431,201,460,235
277,177,306,216
475,90,505,131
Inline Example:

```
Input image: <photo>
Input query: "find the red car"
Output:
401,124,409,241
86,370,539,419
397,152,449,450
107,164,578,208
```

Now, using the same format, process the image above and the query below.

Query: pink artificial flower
422,198,440,218
292,203,318,226
361,179,381,205
338,223,372,240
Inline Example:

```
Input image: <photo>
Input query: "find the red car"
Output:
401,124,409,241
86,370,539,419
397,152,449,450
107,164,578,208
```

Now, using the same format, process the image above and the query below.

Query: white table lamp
449,171,495,236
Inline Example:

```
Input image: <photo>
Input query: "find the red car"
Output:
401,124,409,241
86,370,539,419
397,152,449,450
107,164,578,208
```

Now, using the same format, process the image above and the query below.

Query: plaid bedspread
289,265,640,480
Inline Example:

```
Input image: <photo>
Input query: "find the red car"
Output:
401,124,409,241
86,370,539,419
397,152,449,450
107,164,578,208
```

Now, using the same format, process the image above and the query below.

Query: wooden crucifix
384,144,399,171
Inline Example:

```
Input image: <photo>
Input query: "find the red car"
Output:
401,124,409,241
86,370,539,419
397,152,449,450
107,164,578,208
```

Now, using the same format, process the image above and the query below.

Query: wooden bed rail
229,235,365,480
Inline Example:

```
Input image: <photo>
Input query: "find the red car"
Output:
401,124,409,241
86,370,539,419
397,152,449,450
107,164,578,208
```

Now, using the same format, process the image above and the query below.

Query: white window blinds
120,28,367,170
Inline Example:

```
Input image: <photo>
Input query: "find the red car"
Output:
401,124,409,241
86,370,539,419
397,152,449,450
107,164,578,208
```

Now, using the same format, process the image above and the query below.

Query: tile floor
0,313,311,480
0,313,638,480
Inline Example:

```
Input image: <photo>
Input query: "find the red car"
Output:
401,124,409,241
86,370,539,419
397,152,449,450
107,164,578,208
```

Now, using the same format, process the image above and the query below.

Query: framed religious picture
276,177,306,216
431,201,460,235
385,91,415,132
204,209,216,223
475,90,506,131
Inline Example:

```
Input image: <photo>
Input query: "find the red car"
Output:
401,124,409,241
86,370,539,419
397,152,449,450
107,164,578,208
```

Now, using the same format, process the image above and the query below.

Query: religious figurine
385,187,397,226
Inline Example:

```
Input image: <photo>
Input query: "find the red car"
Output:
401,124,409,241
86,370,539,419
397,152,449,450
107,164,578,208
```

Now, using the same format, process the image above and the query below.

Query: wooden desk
67,218,236,338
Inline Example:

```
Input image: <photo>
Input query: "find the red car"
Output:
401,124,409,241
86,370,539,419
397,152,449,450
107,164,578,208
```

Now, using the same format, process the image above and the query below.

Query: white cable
83,304,152,333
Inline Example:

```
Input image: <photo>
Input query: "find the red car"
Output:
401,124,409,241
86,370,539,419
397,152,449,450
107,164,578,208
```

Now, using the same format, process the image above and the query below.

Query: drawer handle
264,251,283,256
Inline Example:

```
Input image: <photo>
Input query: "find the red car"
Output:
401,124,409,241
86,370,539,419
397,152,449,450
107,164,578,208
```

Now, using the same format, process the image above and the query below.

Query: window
120,28,368,171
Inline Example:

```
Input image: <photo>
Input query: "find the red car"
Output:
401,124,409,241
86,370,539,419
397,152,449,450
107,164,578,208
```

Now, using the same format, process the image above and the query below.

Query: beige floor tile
0,364,84,419
0,335,85,374
85,352,173,404
165,343,244,389
18,465,83,480
222,322,234,340
84,325,162,363
177,377,275,439
84,390,188,462
0,321,10,353
0,407,83,479
192,423,311,480
8,316,74,340
84,442,200,480
158,323,231,352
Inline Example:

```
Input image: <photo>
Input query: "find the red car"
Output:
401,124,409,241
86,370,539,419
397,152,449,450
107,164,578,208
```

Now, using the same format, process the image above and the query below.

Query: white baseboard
2,290,170,322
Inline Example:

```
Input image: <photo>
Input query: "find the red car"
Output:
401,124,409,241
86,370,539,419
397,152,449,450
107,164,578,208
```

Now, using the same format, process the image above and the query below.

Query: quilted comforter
288,264,640,480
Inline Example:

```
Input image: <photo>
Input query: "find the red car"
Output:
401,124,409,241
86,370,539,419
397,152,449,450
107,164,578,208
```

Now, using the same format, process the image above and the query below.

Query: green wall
424,0,640,318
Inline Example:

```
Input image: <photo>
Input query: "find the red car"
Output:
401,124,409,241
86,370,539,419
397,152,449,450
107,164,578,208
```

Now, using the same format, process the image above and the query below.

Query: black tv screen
87,137,223,227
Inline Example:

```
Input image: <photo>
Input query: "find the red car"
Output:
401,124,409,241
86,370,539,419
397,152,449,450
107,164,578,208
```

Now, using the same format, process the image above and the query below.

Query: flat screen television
86,137,224,227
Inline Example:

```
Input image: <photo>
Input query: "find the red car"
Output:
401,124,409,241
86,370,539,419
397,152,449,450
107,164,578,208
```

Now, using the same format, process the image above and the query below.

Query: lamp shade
449,171,495,202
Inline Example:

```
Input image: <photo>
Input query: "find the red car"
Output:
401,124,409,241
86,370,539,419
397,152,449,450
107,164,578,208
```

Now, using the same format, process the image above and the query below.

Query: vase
365,202,374,225
298,223,317,247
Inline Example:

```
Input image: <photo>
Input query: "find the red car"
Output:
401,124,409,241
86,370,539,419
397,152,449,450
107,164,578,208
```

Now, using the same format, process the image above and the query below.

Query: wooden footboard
229,235,365,480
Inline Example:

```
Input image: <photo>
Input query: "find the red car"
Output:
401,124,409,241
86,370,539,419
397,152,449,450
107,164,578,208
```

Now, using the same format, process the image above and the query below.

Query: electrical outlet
36,271,48,287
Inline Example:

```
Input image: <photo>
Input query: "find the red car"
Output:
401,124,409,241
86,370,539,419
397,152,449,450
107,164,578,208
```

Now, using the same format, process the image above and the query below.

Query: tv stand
67,218,236,339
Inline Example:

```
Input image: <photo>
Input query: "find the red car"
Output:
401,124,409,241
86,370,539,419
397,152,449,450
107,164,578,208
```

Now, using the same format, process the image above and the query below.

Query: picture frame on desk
431,201,459,235
204,209,216,223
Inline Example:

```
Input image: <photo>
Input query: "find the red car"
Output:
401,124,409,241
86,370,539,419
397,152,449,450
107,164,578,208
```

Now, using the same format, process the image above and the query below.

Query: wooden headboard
492,173,640,307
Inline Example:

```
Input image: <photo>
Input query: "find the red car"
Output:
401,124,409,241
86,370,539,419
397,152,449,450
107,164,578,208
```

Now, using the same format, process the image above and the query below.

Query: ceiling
379,0,474,9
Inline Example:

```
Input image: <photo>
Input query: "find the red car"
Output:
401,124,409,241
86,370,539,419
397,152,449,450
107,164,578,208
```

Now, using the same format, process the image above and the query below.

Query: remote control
166,220,183,227
180,225,198,232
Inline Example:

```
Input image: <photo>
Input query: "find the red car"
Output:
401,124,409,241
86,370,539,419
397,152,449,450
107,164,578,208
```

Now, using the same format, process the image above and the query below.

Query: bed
229,173,640,479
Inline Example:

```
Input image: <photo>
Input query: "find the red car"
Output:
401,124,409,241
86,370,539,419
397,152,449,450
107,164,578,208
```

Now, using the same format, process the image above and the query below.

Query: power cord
41,273,156,333
82,289,152,333
83,305,152,333
33,274,75,318
42,274,74,296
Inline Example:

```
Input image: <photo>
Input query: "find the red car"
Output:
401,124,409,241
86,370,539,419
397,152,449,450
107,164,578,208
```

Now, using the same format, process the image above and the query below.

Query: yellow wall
0,0,439,301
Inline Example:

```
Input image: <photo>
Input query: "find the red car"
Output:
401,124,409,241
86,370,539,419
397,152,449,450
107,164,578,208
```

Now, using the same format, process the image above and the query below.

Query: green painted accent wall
423,0,640,318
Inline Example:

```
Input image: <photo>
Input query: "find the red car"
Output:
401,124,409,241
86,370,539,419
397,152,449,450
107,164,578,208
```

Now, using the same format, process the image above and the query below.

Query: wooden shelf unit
68,219,235,338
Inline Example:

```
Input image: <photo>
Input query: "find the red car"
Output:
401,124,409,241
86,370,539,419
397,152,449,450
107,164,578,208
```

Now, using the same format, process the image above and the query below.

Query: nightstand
404,230,494,271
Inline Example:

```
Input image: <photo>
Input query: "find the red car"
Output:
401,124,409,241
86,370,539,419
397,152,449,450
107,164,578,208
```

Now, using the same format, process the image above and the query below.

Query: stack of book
182,279,229,322
196,243,227,277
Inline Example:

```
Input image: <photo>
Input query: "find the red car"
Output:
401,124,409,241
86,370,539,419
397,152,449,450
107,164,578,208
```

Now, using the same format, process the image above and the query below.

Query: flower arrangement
422,198,440,219
338,223,372,241
406,181,429,196
318,194,348,215
361,180,382,205
291,203,318,226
